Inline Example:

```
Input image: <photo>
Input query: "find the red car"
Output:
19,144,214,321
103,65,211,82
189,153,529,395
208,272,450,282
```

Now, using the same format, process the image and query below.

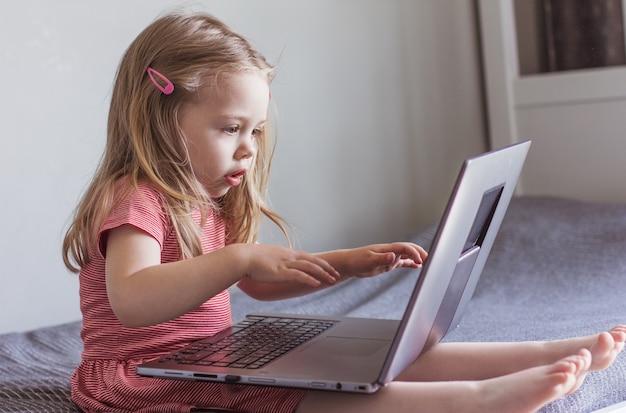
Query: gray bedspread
1,196,625,412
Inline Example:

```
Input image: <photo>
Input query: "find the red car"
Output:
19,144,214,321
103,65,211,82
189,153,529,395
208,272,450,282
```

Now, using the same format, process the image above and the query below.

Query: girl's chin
207,186,231,199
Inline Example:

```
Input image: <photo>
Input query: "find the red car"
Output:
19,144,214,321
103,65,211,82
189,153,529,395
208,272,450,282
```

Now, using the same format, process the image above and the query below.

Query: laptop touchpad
302,337,389,357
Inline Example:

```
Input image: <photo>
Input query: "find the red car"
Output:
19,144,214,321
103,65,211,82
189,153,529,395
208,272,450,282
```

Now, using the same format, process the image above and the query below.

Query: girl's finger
288,259,339,285
294,252,340,279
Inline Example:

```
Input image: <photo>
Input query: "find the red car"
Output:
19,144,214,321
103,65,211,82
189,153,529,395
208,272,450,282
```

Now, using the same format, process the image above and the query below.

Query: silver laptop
137,141,531,393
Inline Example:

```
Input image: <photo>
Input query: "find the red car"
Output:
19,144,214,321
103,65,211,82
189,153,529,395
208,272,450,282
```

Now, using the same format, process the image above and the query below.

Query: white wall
0,0,486,333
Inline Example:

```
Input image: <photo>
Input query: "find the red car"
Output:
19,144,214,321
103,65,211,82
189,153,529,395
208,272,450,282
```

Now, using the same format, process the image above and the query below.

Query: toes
576,349,592,373
609,326,626,343
589,331,624,372
557,350,590,376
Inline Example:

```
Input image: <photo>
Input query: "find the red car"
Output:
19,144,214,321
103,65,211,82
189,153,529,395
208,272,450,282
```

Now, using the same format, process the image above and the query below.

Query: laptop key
170,316,336,369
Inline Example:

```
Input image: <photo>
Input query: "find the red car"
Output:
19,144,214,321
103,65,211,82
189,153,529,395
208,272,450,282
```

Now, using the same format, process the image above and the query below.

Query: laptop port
193,373,218,379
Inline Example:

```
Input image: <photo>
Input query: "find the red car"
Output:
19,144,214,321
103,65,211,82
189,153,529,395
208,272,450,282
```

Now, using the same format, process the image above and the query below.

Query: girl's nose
236,134,256,159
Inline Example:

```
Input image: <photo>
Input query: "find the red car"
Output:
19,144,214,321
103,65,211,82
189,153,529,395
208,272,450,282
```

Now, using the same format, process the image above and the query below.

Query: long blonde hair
62,11,288,273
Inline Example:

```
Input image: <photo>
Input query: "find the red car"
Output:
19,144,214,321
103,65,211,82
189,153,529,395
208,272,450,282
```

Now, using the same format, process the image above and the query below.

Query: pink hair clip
146,67,174,95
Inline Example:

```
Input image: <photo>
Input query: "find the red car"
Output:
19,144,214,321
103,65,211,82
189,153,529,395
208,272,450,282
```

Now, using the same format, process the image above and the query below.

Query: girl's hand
240,244,341,287
341,242,428,278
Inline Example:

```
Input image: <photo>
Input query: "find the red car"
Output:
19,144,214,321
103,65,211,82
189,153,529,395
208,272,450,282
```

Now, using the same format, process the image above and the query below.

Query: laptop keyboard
161,316,336,369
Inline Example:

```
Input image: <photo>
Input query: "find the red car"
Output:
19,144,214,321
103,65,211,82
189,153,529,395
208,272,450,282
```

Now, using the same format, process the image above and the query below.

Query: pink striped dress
71,181,307,412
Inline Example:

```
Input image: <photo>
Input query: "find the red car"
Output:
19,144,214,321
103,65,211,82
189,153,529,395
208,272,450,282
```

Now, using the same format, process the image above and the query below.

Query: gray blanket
1,196,625,412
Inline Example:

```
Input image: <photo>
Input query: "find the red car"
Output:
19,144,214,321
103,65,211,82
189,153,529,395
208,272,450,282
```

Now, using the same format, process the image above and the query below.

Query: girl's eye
251,127,263,138
224,125,240,134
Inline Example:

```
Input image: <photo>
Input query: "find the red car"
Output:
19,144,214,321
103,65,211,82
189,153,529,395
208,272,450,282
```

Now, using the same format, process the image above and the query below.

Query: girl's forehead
212,71,268,95
180,71,270,119
190,71,269,100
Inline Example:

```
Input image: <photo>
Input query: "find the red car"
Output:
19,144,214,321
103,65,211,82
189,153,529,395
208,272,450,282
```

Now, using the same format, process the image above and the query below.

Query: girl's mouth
224,169,246,186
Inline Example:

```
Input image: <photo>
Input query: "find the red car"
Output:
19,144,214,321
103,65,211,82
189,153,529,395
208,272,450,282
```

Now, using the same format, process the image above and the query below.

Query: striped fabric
70,181,307,412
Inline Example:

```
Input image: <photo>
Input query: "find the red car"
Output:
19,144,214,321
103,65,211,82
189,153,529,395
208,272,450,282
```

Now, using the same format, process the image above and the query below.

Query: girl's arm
105,224,340,327
238,242,428,301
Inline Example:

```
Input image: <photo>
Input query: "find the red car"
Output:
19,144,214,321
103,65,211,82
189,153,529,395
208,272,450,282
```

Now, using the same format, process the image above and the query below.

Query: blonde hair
62,11,288,273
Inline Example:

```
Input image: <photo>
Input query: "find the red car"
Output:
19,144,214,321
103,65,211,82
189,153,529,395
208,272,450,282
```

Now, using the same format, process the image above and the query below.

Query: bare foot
562,326,626,395
589,326,626,372
477,350,591,413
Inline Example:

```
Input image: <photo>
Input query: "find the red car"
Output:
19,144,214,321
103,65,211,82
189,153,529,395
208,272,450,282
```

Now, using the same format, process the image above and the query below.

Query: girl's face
178,71,270,198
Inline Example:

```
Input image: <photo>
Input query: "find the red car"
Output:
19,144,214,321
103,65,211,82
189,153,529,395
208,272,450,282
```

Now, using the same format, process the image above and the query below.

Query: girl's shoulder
107,177,170,230
112,177,166,208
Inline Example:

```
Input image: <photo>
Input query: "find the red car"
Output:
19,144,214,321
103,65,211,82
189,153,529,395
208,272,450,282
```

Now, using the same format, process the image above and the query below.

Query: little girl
62,10,625,413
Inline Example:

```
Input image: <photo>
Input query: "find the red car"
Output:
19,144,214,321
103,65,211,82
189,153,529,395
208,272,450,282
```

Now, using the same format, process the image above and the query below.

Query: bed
1,196,625,412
